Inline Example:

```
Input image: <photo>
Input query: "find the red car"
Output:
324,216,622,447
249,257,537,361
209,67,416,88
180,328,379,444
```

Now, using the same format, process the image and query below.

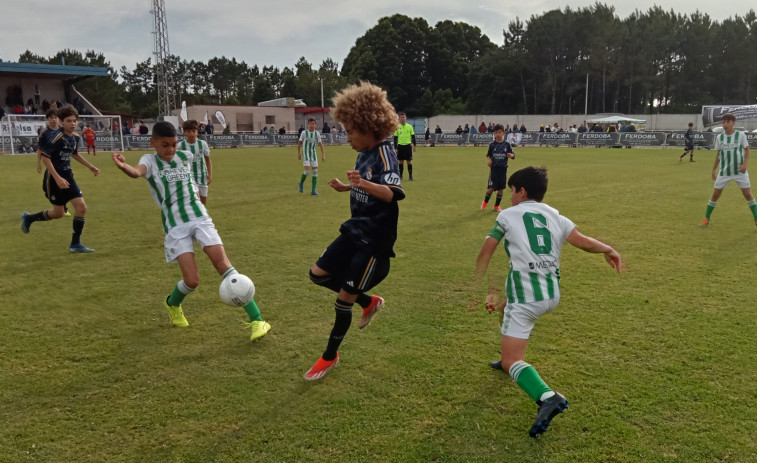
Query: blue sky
2,1,755,73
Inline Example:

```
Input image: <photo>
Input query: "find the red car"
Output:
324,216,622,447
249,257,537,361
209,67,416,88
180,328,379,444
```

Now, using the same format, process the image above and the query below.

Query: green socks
299,172,308,185
749,199,757,221
243,299,263,322
311,174,318,192
167,280,194,306
705,200,717,220
509,360,553,403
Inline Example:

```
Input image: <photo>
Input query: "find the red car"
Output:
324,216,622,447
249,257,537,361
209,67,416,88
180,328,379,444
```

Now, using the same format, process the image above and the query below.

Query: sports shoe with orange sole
700,218,709,227
304,353,339,381
494,206,503,212
480,201,487,210
359,295,384,329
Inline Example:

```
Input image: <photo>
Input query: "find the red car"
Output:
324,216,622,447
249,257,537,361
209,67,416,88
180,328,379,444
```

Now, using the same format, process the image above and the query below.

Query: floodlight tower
150,0,175,118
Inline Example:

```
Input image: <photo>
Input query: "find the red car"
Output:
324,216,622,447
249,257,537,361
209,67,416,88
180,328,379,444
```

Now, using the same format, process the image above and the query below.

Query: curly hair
331,81,398,141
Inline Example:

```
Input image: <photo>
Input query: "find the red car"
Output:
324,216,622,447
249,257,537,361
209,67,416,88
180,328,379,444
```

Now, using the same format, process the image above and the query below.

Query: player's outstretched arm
36,151,43,174
112,152,146,178
566,228,622,273
72,153,100,176
476,237,505,313
712,152,720,180
328,177,350,192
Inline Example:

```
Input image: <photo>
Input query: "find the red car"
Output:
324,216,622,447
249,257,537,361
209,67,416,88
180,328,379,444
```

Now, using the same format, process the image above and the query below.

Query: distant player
111,122,271,340
82,123,96,155
297,117,325,195
476,166,621,438
304,82,405,381
701,113,757,227
37,109,71,217
21,106,100,252
679,122,695,162
481,124,515,212
394,112,416,180
179,120,212,205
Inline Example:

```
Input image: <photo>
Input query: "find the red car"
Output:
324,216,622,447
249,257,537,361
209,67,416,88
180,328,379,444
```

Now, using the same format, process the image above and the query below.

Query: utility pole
584,73,589,116
151,0,176,119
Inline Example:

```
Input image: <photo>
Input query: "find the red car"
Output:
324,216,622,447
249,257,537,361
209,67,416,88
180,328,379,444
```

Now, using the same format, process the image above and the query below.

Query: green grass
2,145,756,462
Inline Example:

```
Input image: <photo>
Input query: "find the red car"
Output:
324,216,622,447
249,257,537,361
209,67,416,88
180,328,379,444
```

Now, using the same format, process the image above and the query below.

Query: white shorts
501,297,560,339
164,216,223,263
714,172,750,189
303,160,319,168
196,184,208,197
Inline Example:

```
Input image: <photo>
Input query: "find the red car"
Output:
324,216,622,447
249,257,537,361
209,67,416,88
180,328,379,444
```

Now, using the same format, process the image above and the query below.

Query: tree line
13,4,757,118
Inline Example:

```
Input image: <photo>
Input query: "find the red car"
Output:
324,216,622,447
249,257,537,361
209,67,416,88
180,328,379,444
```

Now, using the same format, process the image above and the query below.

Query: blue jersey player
304,82,405,381
481,124,515,212
21,106,100,252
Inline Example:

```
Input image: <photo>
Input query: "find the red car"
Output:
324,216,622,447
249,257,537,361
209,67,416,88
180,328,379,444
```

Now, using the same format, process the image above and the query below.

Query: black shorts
488,167,508,190
43,170,82,206
397,144,413,161
685,142,694,151
316,234,391,295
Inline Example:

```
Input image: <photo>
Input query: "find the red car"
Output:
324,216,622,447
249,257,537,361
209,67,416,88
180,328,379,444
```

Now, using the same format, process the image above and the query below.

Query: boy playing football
179,119,212,205
481,124,515,212
22,106,99,252
111,122,270,340
475,166,621,437
304,82,405,380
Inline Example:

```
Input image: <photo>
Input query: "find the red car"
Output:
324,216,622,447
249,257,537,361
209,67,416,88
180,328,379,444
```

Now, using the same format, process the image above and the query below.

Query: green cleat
163,297,189,327
247,320,271,341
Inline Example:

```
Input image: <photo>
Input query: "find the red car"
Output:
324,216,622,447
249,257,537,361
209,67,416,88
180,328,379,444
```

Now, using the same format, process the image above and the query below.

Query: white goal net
1,113,124,155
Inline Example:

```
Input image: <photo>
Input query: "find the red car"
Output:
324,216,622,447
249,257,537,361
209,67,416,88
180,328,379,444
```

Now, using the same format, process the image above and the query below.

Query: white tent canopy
585,115,646,124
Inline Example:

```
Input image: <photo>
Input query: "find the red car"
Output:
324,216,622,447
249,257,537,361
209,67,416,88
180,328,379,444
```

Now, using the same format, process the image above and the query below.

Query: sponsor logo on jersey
383,172,401,185
529,260,558,270
159,165,192,182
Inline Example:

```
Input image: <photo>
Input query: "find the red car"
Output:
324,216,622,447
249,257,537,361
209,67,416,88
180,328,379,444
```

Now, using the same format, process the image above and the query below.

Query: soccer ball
219,274,255,307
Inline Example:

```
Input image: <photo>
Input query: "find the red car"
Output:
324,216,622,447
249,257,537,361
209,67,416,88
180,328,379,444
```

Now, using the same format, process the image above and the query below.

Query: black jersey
486,140,514,168
685,128,694,143
339,141,405,257
38,128,79,176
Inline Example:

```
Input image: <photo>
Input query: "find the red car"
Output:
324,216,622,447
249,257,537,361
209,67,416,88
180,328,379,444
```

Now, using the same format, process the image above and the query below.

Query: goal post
1,113,124,155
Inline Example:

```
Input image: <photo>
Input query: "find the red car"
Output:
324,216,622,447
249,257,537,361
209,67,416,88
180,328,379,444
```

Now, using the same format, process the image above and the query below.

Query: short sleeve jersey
488,201,575,303
714,130,750,177
179,139,210,185
138,150,208,234
340,140,405,257
38,128,79,176
487,140,514,168
299,129,321,161
394,123,415,146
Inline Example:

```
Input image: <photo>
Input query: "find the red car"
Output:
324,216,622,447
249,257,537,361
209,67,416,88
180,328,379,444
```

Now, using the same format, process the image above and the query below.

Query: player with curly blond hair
304,82,406,380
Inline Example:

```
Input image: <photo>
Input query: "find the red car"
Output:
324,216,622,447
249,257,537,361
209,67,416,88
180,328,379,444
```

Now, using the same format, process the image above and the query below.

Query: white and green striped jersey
139,151,208,234
179,139,210,185
299,129,321,161
714,130,749,177
488,201,575,303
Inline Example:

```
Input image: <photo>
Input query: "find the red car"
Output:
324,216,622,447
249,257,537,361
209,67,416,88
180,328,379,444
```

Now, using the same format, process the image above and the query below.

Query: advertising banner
468,133,493,145
701,104,757,127
239,133,274,146
205,134,240,148
540,132,577,146
747,132,757,148
666,132,714,147
576,132,620,146
620,132,667,146
125,135,152,150
436,133,467,145
518,132,539,145
275,133,300,146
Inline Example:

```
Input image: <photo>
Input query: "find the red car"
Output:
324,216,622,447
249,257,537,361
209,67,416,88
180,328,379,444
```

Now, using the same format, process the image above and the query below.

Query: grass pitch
1,145,756,462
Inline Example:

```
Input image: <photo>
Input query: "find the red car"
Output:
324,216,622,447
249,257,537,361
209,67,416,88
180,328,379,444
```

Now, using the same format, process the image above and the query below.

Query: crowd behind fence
3,130,757,154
